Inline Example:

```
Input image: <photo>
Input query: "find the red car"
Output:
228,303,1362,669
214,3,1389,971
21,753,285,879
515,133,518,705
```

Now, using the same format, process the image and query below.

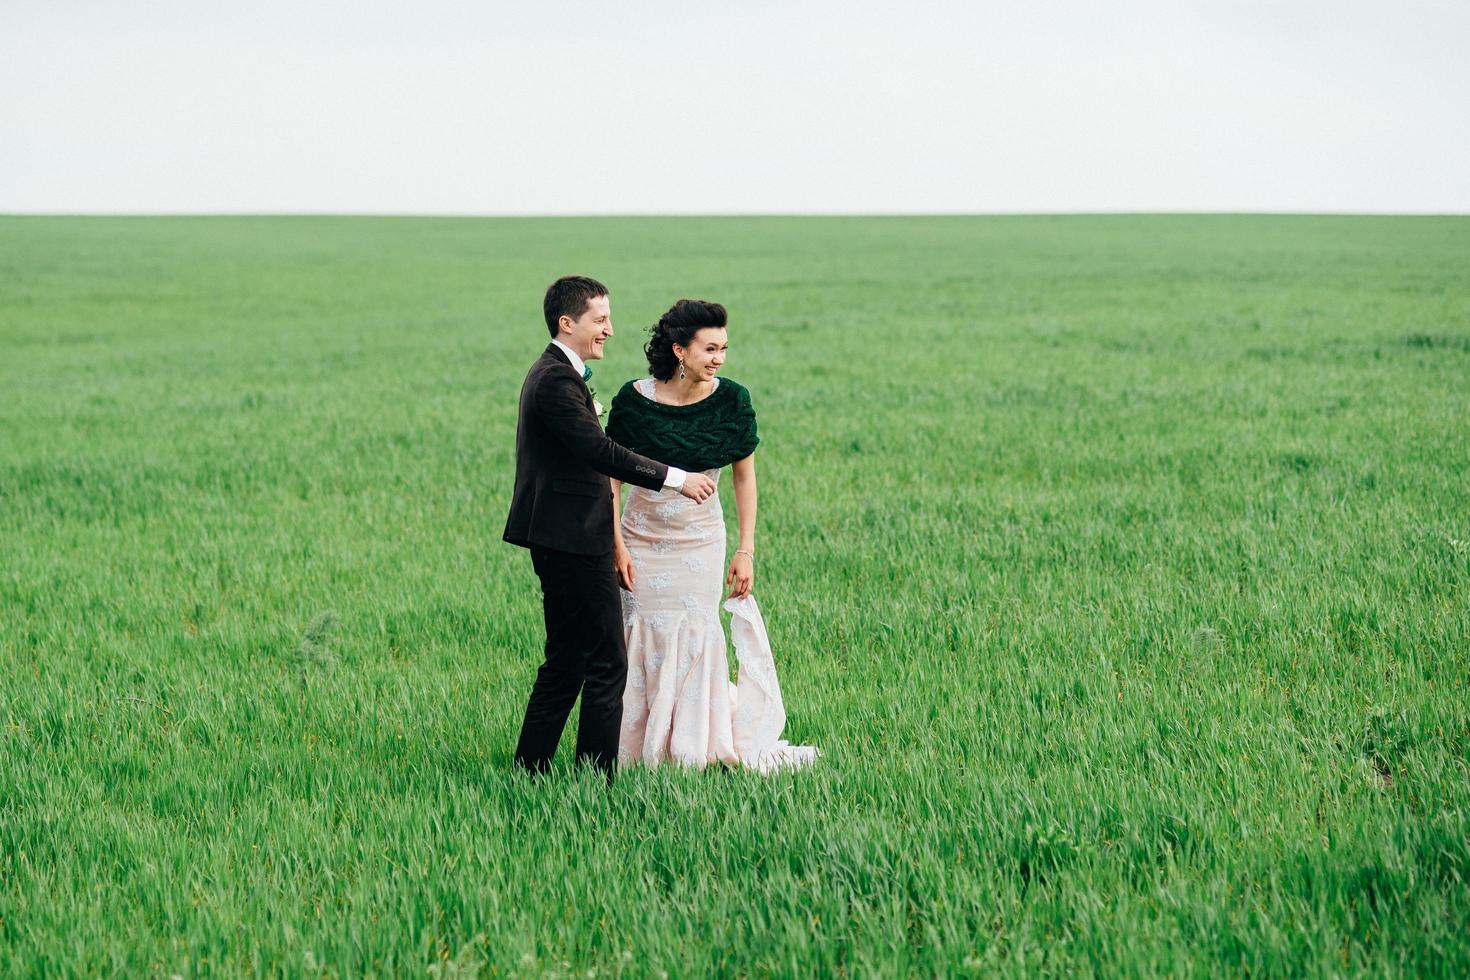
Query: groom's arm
534,370,669,491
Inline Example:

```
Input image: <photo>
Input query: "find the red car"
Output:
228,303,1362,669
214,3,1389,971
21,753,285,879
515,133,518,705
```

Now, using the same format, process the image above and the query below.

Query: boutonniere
588,383,606,418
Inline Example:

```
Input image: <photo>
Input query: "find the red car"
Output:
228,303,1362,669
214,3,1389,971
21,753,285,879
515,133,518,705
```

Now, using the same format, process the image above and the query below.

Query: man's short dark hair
543,276,609,337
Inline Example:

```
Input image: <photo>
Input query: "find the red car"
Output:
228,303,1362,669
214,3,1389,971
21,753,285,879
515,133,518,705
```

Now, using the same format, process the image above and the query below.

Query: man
503,275,716,779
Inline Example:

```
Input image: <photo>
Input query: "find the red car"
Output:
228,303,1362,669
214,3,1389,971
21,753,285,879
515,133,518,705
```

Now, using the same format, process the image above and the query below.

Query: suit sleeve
533,370,669,491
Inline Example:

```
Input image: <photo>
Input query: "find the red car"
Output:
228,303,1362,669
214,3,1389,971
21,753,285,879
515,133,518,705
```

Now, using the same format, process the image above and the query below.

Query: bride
605,299,818,773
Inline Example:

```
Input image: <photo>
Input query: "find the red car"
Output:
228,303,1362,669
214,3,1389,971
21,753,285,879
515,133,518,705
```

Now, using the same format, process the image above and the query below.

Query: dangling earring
678,359,686,381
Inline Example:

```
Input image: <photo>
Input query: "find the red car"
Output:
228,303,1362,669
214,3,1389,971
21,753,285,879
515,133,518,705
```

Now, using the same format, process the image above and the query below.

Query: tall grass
2,215,1467,975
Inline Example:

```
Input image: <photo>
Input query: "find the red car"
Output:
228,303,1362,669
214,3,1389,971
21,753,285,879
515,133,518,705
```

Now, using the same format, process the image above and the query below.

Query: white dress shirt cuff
663,466,686,491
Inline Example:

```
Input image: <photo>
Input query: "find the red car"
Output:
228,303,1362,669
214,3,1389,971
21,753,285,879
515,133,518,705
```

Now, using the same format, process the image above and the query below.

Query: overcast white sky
2,0,1467,213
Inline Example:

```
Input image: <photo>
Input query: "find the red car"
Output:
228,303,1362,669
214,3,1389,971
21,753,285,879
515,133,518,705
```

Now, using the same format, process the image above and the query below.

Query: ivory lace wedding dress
610,378,818,773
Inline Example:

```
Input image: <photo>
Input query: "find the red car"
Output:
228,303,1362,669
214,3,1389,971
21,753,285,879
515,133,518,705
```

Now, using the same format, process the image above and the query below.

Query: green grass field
2,215,1467,976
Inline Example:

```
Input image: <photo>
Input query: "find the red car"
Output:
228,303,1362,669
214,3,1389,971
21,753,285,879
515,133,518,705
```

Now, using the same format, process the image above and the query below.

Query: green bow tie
582,366,592,381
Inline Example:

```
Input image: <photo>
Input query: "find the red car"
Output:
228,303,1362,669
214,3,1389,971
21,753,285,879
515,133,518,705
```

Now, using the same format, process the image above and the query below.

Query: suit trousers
513,546,627,778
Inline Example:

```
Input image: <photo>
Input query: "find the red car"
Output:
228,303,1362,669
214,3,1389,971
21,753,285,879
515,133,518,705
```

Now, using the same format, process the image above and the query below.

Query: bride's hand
614,542,636,590
725,552,753,598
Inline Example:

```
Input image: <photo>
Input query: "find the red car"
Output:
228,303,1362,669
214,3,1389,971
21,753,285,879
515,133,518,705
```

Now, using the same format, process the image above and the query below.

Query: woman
605,299,817,773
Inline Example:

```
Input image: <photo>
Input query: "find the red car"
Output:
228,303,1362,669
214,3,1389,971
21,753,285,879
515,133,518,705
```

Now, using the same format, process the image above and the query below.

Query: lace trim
636,376,721,403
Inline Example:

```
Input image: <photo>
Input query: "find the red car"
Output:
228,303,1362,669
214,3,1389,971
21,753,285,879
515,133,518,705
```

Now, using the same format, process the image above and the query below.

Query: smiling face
560,294,612,362
673,327,729,382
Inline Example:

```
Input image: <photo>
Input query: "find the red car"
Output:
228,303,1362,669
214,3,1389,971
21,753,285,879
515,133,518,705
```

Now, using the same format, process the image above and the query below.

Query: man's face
561,295,612,361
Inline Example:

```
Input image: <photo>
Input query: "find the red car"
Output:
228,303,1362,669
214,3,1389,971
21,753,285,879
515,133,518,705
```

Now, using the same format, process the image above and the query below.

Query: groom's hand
679,472,716,503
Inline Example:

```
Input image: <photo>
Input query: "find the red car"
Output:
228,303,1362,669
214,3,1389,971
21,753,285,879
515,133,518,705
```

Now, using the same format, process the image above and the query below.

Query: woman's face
675,327,728,382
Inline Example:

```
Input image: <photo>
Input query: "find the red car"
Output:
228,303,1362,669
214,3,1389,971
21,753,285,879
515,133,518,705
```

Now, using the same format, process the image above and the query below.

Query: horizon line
3,209,1469,219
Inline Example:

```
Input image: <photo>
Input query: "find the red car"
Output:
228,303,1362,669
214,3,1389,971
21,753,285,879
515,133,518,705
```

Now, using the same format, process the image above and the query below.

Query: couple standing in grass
502,276,817,781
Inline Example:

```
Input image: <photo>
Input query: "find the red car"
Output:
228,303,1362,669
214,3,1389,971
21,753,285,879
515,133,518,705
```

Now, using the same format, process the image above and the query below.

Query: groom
503,276,716,779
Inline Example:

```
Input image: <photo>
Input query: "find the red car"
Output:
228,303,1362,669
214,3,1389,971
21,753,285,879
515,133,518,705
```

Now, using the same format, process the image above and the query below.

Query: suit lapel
541,343,596,412
544,343,586,383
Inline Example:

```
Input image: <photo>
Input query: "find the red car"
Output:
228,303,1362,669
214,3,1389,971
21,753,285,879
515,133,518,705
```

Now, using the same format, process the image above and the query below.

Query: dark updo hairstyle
645,299,728,381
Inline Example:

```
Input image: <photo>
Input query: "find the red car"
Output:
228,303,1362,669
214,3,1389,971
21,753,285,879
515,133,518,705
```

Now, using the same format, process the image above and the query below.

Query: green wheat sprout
294,610,340,674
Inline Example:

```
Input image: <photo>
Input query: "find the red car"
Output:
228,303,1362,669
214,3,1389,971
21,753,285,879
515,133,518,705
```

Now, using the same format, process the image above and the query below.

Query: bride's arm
610,478,634,589
726,454,757,598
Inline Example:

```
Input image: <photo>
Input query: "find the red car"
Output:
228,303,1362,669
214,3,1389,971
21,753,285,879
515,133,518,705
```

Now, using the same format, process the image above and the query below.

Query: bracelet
734,549,755,560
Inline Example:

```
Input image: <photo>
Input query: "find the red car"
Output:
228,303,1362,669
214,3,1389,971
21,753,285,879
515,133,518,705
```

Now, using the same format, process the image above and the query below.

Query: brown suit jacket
502,344,668,555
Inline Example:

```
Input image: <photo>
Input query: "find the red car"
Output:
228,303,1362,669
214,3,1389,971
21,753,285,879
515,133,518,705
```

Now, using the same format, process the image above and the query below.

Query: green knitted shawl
605,378,759,472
